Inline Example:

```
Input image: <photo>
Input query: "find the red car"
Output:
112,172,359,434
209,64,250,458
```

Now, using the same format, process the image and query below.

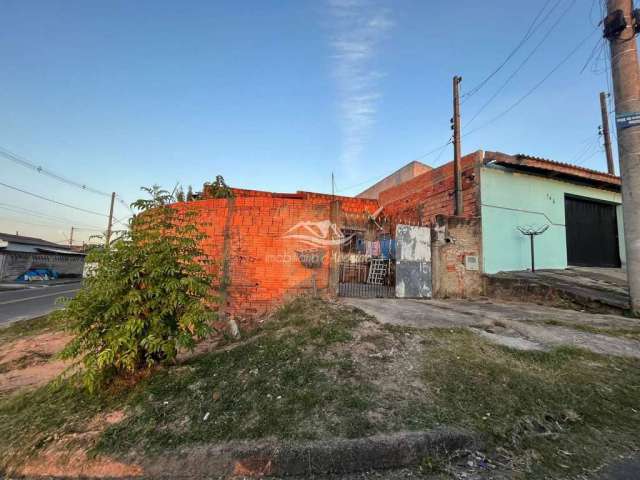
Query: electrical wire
462,0,558,100
569,134,601,164
0,181,108,217
464,26,600,138
465,0,576,128
0,145,133,212
0,203,105,230
0,146,112,197
600,0,618,142
335,139,452,194
580,37,605,74
0,215,102,232
575,144,605,166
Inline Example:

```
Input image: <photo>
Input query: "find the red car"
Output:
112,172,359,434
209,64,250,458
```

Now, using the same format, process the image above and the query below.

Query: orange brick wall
380,151,482,225
180,152,484,322
181,191,378,326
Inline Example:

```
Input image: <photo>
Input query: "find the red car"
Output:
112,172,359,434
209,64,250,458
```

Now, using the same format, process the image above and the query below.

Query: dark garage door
565,196,620,268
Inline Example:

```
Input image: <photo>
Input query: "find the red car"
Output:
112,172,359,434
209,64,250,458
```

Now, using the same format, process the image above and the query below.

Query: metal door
565,196,621,268
395,224,432,298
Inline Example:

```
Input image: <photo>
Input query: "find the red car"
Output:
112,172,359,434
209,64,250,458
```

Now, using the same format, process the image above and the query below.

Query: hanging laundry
380,238,396,259
356,237,366,254
371,240,381,257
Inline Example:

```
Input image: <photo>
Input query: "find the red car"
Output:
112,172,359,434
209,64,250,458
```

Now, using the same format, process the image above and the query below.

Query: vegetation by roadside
0,314,63,344
0,298,639,479
420,326,640,477
55,185,218,391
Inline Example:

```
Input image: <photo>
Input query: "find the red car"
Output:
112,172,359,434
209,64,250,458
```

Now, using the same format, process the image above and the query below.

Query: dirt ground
0,330,72,394
9,409,143,478
2,299,640,479
342,298,640,358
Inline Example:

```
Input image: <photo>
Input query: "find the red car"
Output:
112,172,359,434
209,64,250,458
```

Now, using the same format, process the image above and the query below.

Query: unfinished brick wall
431,215,483,298
180,152,487,321
380,151,483,225
183,190,378,326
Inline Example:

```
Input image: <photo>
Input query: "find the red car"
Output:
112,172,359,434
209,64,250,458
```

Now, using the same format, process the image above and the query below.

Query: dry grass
1,299,639,479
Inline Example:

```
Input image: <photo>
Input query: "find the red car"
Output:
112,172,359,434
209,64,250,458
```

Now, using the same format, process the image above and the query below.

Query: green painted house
480,152,624,274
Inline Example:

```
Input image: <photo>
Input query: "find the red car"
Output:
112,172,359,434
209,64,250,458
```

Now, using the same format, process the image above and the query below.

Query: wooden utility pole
69,226,74,247
105,191,116,248
603,0,640,315
452,76,463,216
600,91,616,174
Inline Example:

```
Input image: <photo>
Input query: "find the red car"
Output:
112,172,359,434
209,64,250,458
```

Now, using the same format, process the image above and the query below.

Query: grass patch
0,315,63,345
0,297,376,466
542,319,640,342
2,299,638,479
0,377,129,466
422,328,640,478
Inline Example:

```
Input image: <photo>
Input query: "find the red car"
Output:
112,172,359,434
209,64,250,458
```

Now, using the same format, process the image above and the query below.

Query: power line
580,37,605,74
569,134,601,164
462,0,557,100
464,26,600,138
575,143,604,166
465,0,575,127
0,146,111,197
0,145,133,212
0,181,108,218
599,0,617,144
0,203,104,231
0,215,101,233
335,139,452,194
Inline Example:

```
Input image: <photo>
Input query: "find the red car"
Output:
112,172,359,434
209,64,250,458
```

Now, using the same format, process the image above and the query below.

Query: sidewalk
0,278,82,292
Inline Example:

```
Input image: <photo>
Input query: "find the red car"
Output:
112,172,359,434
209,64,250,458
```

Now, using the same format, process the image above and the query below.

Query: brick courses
380,151,483,224
183,190,377,327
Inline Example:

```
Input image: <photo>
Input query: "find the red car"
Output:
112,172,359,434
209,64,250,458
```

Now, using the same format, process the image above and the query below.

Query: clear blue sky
0,0,614,243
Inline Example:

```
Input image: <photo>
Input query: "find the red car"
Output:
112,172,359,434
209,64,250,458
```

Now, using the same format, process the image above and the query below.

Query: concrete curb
141,429,476,478
0,279,82,291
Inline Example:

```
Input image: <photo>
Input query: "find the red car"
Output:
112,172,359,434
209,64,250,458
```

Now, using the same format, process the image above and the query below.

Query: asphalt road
0,282,81,326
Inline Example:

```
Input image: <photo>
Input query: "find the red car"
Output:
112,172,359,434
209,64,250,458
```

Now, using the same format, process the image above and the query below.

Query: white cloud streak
328,0,392,175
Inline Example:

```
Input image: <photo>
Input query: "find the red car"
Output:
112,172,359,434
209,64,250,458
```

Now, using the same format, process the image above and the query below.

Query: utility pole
331,172,335,198
600,91,616,174
69,226,74,248
105,191,116,248
452,75,463,216
603,0,640,315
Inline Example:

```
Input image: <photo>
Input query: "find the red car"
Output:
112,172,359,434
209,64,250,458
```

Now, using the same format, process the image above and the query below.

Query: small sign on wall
464,255,479,271
616,111,640,130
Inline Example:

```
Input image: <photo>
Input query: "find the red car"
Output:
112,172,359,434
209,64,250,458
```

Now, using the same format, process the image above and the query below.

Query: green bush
55,185,218,391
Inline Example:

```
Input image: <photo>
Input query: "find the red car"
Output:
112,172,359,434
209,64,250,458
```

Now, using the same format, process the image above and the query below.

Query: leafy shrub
203,175,233,199
55,186,217,391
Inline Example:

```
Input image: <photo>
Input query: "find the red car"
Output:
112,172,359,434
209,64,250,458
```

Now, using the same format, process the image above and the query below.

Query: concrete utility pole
69,226,74,247
600,91,616,175
331,172,335,197
604,0,640,315
105,191,116,248
452,75,463,216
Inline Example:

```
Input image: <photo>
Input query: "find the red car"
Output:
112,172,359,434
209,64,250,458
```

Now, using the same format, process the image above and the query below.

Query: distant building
0,232,86,281
357,160,431,200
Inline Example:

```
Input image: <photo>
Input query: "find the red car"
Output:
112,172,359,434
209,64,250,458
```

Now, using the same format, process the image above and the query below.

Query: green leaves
54,185,218,392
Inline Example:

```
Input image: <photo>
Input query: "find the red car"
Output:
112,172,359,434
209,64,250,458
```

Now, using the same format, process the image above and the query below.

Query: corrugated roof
36,246,85,256
484,152,621,189
0,232,70,249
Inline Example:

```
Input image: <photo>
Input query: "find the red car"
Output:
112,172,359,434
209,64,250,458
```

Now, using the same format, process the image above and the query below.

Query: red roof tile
484,151,621,189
